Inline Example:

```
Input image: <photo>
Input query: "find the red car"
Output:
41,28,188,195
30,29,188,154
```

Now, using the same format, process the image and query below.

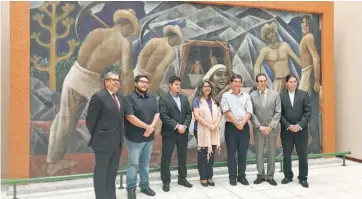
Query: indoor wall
334,1,362,160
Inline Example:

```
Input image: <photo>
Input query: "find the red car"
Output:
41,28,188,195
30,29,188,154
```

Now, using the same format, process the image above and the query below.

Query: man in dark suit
86,71,125,199
280,74,311,188
159,76,193,192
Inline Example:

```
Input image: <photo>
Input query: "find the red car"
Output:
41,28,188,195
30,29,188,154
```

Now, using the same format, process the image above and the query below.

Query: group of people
85,71,311,199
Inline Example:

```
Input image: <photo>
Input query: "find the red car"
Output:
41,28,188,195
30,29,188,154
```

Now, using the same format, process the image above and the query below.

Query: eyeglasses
107,78,120,82
138,80,149,84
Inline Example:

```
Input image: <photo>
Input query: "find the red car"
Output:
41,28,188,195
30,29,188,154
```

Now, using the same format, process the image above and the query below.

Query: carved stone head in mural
113,9,139,37
261,22,278,43
207,64,229,92
163,25,184,47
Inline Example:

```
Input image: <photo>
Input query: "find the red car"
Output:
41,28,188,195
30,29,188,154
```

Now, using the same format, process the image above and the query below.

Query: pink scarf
197,97,221,161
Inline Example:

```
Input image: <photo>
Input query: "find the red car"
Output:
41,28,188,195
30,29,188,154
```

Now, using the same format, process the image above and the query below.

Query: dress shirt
221,90,253,122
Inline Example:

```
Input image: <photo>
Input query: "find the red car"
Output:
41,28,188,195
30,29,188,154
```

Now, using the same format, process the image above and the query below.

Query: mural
30,1,322,177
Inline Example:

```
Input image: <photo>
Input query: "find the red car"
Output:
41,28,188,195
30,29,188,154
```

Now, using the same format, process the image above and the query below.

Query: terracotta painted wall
335,1,362,160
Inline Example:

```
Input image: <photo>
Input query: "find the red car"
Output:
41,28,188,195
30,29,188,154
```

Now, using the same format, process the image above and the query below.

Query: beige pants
47,62,103,163
272,76,286,93
299,65,313,95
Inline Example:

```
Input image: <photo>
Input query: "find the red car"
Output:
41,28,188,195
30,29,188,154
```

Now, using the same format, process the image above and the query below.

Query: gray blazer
250,89,281,137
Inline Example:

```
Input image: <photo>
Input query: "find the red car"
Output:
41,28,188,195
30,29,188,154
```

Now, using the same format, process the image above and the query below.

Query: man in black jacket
159,76,193,192
86,71,125,199
280,74,311,188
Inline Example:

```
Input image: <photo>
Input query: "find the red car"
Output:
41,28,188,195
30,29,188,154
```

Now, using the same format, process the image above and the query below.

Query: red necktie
112,93,120,112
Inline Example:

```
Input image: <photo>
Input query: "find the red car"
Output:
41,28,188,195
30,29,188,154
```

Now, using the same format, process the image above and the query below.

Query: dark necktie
112,93,120,112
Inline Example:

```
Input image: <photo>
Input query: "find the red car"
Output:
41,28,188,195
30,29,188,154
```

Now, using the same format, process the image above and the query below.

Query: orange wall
7,1,334,179
9,2,30,178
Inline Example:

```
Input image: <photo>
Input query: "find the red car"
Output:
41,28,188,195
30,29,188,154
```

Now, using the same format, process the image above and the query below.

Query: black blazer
159,92,192,137
280,89,311,134
86,88,125,152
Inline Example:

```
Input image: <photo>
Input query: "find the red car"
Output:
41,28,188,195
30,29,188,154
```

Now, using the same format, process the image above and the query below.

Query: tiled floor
1,158,361,199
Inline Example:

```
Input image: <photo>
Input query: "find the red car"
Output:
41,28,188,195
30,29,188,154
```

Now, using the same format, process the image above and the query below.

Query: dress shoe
237,178,249,186
267,179,278,186
207,179,215,186
141,187,156,196
281,178,293,184
127,189,136,199
162,183,170,192
253,178,265,184
299,180,309,188
178,178,193,188
200,180,208,187
229,179,237,186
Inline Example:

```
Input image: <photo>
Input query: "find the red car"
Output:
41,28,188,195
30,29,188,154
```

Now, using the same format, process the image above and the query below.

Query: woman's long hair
194,80,219,106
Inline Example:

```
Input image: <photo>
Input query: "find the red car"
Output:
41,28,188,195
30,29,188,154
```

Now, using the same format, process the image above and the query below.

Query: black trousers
224,122,250,180
160,133,188,184
194,131,216,180
281,129,309,181
93,148,121,199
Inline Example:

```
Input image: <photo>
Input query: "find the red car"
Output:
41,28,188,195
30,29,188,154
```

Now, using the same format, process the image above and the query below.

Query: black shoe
178,178,193,188
281,178,293,184
229,179,237,186
200,181,208,187
253,178,265,184
127,189,136,199
237,178,249,186
267,179,278,186
299,180,309,188
162,183,170,192
141,187,156,196
207,180,215,186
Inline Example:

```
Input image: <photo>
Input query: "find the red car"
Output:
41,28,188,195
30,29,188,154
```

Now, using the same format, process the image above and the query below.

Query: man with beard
123,75,160,199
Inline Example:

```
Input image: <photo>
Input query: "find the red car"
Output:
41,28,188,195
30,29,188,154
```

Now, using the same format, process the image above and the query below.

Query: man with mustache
123,75,160,199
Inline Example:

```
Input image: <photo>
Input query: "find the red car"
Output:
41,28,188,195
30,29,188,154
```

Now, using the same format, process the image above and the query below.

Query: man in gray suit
250,73,281,186
86,72,125,199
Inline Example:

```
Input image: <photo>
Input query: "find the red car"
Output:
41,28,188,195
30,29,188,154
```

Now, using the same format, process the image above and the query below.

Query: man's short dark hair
230,74,243,83
256,73,267,82
285,74,297,82
134,75,148,82
169,76,181,84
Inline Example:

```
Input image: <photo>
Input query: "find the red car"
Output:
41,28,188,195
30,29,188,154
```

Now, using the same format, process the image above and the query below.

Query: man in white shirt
220,74,253,186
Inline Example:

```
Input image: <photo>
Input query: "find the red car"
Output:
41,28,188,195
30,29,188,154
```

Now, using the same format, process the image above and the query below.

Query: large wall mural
30,1,322,177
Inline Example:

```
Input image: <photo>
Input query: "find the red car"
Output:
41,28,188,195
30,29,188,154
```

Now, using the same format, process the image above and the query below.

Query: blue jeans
125,139,153,191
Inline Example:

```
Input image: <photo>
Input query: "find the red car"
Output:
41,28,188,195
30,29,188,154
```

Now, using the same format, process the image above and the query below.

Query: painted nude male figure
46,9,139,175
299,15,321,94
134,25,184,92
190,60,204,74
254,22,302,93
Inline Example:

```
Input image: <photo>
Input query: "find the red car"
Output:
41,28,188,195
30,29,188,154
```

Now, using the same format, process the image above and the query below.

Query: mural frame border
178,40,232,84
8,1,334,179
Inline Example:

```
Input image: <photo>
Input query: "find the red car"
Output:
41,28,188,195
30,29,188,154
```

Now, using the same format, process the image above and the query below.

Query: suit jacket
280,89,311,134
250,89,281,136
159,92,192,137
86,88,125,152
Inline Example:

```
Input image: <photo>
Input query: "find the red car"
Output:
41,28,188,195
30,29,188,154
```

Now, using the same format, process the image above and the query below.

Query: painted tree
31,1,79,91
